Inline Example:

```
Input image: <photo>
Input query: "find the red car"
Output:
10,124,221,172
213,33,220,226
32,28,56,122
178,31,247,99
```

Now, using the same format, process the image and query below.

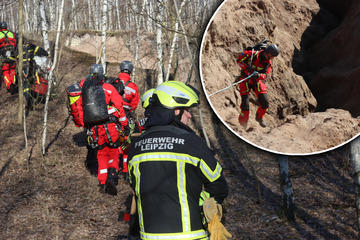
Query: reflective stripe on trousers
140,229,208,240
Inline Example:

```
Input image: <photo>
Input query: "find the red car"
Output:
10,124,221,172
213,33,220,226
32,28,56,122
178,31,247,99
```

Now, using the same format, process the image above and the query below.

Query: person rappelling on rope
236,40,280,128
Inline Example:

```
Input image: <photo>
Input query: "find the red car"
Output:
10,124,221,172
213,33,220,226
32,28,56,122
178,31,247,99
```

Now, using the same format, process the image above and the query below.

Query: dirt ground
0,38,358,240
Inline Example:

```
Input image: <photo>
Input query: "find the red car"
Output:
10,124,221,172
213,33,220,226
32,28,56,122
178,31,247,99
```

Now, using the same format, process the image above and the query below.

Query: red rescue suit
118,72,139,113
0,29,17,91
117,72,139,172
237,49,272,124
80,78,128,184
2,62,16,90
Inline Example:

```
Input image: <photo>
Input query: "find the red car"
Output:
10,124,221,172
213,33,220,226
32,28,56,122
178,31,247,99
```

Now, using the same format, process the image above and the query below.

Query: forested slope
0,42,357,240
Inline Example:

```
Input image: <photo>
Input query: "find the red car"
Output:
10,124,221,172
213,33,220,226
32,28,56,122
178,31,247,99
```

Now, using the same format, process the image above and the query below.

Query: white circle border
198,0,359,156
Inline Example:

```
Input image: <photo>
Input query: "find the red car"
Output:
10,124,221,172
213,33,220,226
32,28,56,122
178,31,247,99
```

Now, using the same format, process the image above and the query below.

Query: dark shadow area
210,115,281,237
292,1,342,81
45,115,70,153
72,130,98,176
292,0,359,116
0,158,12,180
27,141,37,166
145,69,155,89
290,150,357,239
208,111,355,239
289,216,342,240
0,175,37,236
72,130,88,147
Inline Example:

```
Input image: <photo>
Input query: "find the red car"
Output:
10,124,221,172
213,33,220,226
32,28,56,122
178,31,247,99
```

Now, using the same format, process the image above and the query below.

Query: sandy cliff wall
201,0,319,124
200,0,360,154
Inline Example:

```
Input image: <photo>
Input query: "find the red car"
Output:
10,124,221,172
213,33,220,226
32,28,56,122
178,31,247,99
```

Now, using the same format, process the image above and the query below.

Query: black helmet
0,22,7,29
265,44,280,57
90,64,104,77
120,60,133,74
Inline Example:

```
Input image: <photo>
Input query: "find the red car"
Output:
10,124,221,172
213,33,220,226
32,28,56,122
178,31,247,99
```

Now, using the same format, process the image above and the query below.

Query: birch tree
67,0,76,47
94,0,100,31
115,0,121,30
155,1,165,85
173,0,210,147
350,137,360,233
72,0,78,30
165,0,186,82
49,0,56,30
133,0,147,81
23,2,30,33
278,155,296,220
40,0,50,53
87,0,93,29
32,0,39,38
101,0,108,72
42,0,65,155
11,7,16,31
17,0,24,124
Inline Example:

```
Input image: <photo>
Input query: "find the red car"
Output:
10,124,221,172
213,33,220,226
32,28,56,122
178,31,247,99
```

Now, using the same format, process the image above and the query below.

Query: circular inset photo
200,0,360,155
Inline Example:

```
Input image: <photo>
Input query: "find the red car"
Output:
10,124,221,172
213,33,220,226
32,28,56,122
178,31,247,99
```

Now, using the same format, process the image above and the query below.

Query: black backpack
246,38,268,51
82,76,109,126
104,76,125,95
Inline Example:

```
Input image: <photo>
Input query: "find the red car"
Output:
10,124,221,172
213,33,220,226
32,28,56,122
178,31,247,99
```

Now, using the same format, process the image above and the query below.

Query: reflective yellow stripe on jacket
0,31,15,40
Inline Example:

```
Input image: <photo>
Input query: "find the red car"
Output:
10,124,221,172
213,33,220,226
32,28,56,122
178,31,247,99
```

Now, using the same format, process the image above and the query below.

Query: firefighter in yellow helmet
127,81,229,239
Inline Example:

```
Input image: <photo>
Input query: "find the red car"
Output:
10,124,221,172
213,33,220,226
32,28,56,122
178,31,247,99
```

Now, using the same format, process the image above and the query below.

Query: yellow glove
203,197,232,239
208,214,232,240
203,197,222,223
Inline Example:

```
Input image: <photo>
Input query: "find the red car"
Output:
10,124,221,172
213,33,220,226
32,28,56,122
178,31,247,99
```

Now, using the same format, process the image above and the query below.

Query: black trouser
240,91,269,111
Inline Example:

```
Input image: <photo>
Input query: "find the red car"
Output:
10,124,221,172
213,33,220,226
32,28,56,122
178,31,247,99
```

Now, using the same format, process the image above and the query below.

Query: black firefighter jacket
128,120,228,240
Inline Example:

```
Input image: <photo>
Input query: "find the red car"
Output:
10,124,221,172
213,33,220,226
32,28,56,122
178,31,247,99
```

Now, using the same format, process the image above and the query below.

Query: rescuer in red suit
236,44,280,128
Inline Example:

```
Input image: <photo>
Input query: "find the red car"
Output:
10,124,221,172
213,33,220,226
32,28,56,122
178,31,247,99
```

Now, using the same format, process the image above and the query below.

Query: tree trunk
115,0,121,30
155,2,165,85
23,2,30,33
32,0,38,38
133,0,147,82
165,0,186,82
101,0,108,72
242,142,263,204
17,0,24,124
40,0,50,53
278,155,296,220
108,0,113,31
49,0,56,30
95,0,100,31
67,0,76,47
11,6,16,31
42,0,65,155
87,0,93,30
350,137,360,235
173,0,210,147
73,0,78,30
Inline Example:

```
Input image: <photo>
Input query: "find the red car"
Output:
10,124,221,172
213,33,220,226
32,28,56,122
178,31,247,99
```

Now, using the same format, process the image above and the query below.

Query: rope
208,72,256,97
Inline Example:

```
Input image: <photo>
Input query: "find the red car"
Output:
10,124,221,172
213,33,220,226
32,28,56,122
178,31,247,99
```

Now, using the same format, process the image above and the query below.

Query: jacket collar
118,72,131,83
